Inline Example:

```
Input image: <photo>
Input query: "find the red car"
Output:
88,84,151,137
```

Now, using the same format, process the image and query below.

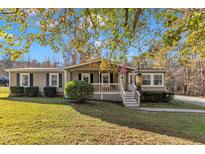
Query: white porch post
64,70,67,98
8,72,11,95
99,70,103,100
98,70,100,83
132,72,134,84
132,71,136,85
64,70,67,83
9,72,11,87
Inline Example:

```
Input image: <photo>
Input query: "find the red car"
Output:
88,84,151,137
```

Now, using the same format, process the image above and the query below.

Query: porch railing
91,83,120,94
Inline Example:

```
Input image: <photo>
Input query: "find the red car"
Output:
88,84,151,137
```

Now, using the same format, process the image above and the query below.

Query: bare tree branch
124,8,129,26
0,11,16,15
133,8,143,30
86,9,96,29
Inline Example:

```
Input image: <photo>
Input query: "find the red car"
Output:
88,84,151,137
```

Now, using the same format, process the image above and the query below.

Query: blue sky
23,43,64,62
0,9,165,63
0,42,64,63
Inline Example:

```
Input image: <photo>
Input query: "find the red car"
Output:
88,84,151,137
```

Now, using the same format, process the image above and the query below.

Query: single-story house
6,59,166,107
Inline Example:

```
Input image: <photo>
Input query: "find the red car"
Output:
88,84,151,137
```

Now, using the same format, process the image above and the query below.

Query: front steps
123,92,139,108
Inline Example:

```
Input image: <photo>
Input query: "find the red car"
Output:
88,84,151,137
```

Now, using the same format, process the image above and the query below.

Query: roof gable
64,59,135,70
5,59,165,73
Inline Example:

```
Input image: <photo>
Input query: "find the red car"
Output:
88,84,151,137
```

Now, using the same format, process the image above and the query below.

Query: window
49,73,59,87
20,73,29,87
102,73,109,83
82,73,90,83
142,75,151,85
154,75,162,85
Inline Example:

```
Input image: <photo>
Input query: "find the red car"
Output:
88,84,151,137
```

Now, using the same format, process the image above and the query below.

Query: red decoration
119,66,127,74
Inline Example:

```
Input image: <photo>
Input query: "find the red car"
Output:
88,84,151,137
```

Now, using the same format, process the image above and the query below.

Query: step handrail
119,81,126,105
131,83,141,106
120,82,126,96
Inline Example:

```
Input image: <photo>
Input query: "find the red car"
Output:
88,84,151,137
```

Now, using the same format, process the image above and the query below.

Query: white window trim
153,73,164,87
128,73,164,87
20,73,30,87
101,73,110,84
142,73,151,86
142,73,164,87
49,73,59,87
82,73,90,83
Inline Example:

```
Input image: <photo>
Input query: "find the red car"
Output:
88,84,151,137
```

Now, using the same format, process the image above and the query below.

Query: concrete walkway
175,95,205,107
136,107,205,113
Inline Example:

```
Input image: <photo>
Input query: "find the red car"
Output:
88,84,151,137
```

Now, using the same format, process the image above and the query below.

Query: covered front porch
64,69,139,104
64,69,124,94
63,60,140,106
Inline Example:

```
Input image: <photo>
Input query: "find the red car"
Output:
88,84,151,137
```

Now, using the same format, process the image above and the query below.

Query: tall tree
0,8,164,63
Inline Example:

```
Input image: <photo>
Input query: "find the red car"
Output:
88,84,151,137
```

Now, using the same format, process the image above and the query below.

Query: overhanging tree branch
133,8,143,30
86,8,96,29
124,8,129,26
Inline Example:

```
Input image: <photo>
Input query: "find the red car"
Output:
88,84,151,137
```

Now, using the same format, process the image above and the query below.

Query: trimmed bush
43,87,56,97
25,87,39,97
141,91,174,102
64,80,94,103
0,77,9,87
163,92,175,102
10,86,24,97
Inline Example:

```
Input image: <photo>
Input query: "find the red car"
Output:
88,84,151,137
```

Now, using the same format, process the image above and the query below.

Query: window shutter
59,73,62,88
110,73,113,83
30,73,33,87
46,73,49,87
17,73,20,86
78,73,81,80
90,73,93,83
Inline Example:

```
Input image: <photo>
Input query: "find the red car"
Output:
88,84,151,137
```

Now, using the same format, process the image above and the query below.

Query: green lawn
0,87,9,98
0,94,205,144
141,101,205,110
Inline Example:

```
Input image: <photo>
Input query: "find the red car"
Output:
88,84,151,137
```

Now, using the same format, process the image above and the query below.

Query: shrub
141,91,174,102
64,80,94,103
10,86,24,97
0,77,9,87
43,87,56,97
25,87,39,97
163,92,175,102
